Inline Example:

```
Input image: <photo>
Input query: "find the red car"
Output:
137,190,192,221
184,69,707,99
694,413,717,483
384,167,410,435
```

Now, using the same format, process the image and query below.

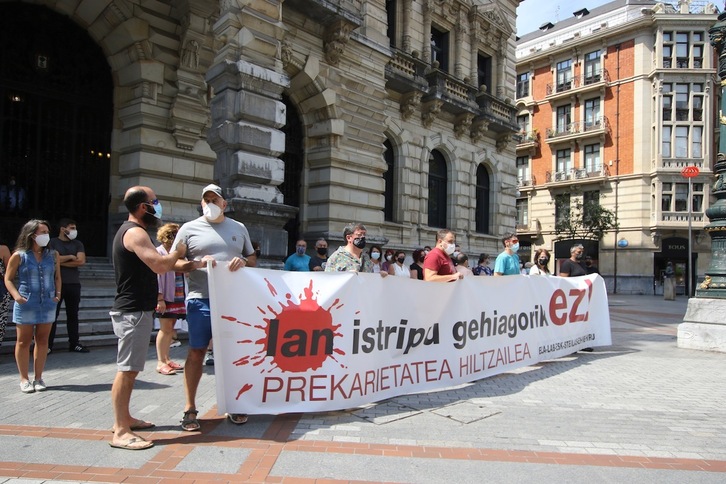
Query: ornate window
428,150,447,228
475,164,490,234
584,50,601,83
584,143,601,173
477,52,492,90
584,98,601,129
662,182,704,213
386,0,397,48
556,59,572,92
556,104,571,133
516,199,528,228
556,148,572,174
516,72,530,99
431,26,449,72
663,31,706,69
516,156,530,184
383,139,395,222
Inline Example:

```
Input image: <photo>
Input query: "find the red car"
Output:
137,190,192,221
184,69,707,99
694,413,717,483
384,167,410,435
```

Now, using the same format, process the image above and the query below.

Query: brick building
0,0,521,264
515,0,720,294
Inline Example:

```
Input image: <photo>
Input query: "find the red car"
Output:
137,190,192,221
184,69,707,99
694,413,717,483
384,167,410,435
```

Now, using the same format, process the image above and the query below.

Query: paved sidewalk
0,294,724,483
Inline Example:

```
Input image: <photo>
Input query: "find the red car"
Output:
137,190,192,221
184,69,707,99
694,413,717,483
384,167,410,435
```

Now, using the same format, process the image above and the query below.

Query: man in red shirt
423,229,463,282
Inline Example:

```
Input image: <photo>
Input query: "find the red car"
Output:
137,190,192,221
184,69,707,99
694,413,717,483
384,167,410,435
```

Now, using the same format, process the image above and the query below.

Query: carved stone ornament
324,20,353,66
181,39,200,70
280,38,293,67
470,119,489,142
422,100,443,128
454,113,474,139
401,92,422,120
495,134,511,153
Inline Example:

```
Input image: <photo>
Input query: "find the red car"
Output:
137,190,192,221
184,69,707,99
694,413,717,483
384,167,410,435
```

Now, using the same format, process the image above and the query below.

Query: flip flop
156,364,176,375
110,420,155,433
226,413,248,425
108,437,154,450
167,361,184,371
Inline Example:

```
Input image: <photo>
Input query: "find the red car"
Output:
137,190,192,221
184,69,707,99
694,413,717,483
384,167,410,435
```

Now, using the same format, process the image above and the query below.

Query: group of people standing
283,233,497,282
0,183,602,452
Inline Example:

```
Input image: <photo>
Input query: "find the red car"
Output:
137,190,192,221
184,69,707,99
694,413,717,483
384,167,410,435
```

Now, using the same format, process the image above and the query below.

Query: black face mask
352,237,366,249
317,247,328,256
142,209,159,228
575,253,583,260
539,257,549,265
397,257,405,263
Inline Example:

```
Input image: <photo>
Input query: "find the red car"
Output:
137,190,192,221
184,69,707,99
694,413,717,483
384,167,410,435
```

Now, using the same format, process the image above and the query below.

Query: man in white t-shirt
171,184,256,431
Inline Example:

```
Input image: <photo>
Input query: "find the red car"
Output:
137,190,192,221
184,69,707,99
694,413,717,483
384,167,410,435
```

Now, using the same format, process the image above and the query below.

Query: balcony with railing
545,116,610,145
545,165,609,188
651,157,706,172
516,130,539,152
517,175,536,187
422,69,479,115
545,69,610,102
516,218,542,236
656,211,706,230
385,48,430,94
476,90,519,134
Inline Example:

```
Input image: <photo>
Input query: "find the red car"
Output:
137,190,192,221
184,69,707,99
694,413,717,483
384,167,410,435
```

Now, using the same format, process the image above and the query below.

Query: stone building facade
515,0,719,294
0,0,520,263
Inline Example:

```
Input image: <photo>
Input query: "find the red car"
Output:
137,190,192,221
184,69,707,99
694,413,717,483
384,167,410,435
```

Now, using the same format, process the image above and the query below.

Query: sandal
167,361,183,371
181,409,200,431
156,364,176,375
226,413,248,425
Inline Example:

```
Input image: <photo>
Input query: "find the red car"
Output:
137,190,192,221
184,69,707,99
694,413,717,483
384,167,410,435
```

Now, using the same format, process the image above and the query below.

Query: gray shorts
110,310,153,372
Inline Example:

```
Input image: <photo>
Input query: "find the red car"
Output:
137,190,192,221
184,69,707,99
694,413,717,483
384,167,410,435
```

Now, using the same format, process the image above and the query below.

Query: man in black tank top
109,186,187,451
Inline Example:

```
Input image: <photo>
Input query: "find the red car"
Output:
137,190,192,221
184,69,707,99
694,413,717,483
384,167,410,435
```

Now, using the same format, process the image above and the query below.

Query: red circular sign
681,166,700,178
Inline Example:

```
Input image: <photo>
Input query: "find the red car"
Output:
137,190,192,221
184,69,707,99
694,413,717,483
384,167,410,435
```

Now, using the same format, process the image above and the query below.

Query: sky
516,0,615,36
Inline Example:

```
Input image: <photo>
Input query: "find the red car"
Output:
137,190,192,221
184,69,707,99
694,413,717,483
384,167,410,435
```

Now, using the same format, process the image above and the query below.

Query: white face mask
66,229,78,240
445,243,456,255
35,234,50,247
203,202,223,221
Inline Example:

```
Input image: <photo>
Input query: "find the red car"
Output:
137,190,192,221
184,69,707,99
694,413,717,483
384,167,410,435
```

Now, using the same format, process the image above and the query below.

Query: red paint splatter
221,278,346,381
235,383,253,400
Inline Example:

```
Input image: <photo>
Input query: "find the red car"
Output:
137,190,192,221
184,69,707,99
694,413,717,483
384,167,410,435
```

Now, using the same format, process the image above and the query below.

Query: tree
554,196,619,241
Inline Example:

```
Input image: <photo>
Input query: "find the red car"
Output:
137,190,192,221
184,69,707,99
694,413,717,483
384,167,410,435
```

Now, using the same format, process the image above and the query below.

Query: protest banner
208,267,611,415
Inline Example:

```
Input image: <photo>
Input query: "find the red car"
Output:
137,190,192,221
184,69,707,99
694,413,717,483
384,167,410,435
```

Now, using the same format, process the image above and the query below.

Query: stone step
0,256,124,353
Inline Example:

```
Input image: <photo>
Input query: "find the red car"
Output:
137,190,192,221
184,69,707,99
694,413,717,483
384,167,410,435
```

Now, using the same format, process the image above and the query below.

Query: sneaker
69,344,90,353
20,380,35,393
170,339,182,348
33,379,47,392
204,350,214,366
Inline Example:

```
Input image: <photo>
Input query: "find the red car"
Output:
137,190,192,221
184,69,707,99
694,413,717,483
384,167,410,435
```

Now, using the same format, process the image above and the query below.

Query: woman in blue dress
4,220,61,393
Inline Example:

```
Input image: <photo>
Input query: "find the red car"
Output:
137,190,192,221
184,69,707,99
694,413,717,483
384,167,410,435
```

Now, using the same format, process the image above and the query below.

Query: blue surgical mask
146,200,162,219
296,246,306,255
511,243,520,252
371,252,380,260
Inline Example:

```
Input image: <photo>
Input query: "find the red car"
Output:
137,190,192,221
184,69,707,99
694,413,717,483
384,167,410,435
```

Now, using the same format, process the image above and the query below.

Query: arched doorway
0,3,113,255
280,95,304,257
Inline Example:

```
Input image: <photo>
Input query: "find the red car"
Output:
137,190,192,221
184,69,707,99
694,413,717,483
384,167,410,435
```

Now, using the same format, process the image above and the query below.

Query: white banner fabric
208,267,611,415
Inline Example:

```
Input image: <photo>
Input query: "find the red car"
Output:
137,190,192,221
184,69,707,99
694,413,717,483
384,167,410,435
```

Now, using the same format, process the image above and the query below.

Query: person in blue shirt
284,239,311,271
494,232,521,276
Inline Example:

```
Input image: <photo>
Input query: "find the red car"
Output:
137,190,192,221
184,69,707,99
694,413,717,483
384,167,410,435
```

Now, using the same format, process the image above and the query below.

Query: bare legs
183,347,206,412
155,317,175,369
15,322,52,383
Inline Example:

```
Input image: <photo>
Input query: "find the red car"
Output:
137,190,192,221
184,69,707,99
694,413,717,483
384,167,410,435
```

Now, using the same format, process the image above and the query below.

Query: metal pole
687,177,693,297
